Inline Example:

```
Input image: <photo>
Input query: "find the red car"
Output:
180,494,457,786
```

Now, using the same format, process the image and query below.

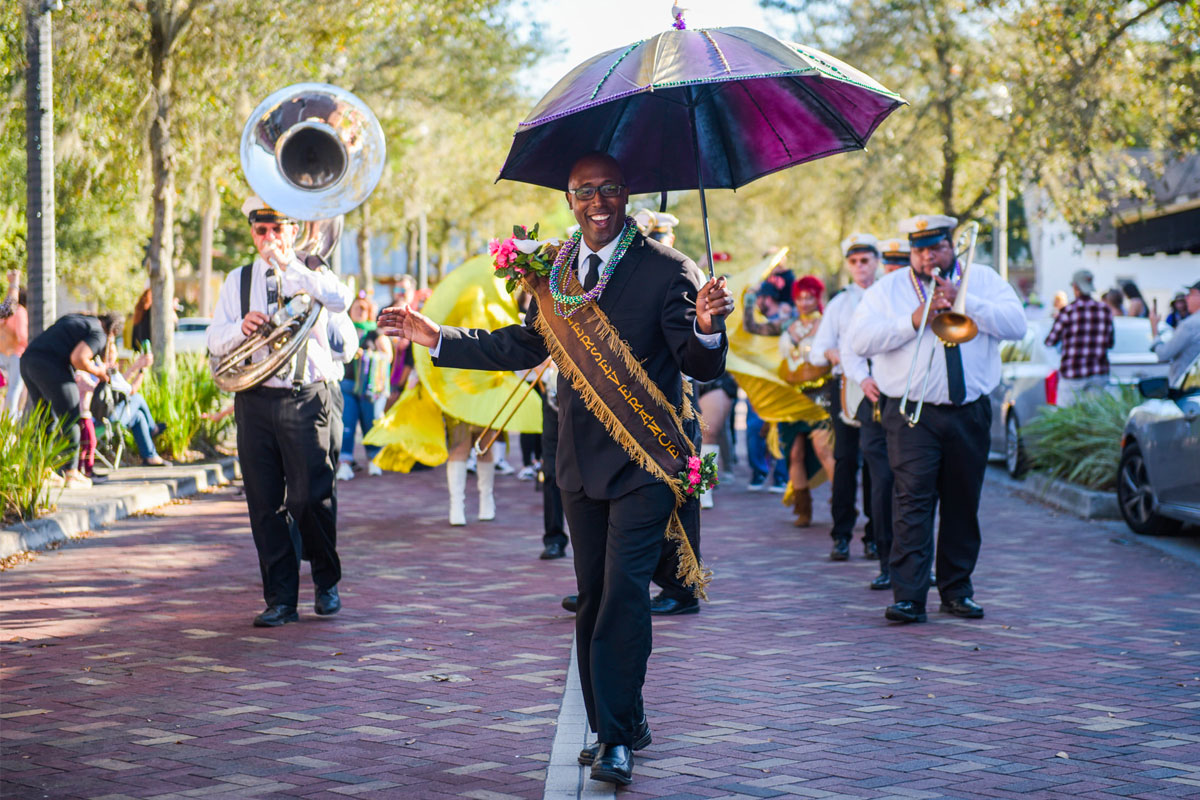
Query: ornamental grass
1022,385,1140,491
140,353,233,461
0,406,72,524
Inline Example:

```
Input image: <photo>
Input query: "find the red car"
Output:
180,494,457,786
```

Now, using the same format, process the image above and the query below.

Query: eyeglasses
568,183,625,201
253,224,284,237
846,255,876,266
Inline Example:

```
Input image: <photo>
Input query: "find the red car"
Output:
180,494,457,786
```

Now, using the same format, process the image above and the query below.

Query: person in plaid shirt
1044,270,1114,406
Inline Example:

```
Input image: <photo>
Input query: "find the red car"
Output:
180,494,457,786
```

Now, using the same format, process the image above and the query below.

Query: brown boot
792,488,812,527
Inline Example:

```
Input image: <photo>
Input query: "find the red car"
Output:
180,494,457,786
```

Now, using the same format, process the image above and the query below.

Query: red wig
792,274,826,312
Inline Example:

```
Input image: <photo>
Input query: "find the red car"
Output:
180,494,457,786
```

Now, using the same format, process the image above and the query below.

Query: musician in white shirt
849,214,1025,624
809,233,881,563
207,196,353,628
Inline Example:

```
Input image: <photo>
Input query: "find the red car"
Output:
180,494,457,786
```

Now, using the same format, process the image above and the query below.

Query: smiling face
565,154,629,252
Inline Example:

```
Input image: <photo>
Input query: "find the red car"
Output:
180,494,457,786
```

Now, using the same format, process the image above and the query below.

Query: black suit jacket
436,234,727,500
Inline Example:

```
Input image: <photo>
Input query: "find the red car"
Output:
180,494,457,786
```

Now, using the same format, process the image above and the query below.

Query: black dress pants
20,355,82,471
830,390,873,544
858,398,894,576
562,482,676,746
881,395,990,606
541,399,567,551
235,382,341,608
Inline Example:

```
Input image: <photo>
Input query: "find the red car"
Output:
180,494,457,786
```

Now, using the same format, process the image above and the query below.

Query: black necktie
945,342,966,405
583,253,601,292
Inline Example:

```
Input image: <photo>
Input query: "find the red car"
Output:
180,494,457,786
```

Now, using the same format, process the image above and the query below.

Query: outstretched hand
696,276,734,335
378,304,441,348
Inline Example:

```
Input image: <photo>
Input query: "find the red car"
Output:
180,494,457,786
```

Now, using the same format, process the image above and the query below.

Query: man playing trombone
848,215,1025,624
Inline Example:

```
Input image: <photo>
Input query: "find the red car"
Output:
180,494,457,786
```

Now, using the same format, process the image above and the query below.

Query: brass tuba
213,83,386,393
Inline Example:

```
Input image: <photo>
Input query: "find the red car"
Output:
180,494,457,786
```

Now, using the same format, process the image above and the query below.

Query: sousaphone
212,83,385,393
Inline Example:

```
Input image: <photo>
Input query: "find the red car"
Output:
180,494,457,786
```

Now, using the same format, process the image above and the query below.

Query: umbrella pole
687,88,724,332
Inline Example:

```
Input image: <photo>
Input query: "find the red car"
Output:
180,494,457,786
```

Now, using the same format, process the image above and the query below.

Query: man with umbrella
380,152,734,786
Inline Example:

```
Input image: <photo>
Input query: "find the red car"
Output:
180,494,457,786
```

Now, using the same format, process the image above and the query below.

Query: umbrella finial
671,3,687,30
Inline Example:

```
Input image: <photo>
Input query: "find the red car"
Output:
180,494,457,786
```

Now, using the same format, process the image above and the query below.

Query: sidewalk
0,458,239,561
2,460,1199,799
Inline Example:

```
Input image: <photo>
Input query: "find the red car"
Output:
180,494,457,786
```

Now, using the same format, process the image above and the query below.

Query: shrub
1022,386,1139,491
0,406,73,523
139,353,233,460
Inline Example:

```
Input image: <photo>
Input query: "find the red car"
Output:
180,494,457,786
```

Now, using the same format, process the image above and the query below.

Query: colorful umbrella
498,13,906,274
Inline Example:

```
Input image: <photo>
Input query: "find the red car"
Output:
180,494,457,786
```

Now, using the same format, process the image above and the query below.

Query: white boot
477,460,496,521
699,443,719,509
446,461,468,526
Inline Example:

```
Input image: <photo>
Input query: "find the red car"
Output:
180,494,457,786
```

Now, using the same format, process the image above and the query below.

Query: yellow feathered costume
364,255,543,472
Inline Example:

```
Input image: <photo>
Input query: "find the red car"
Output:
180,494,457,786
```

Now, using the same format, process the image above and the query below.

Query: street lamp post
25,0,62,337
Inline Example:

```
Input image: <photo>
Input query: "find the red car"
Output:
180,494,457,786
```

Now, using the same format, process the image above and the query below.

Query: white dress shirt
432,234,721,355
809,283,872,385
848,264,1026,404
206,256,353,388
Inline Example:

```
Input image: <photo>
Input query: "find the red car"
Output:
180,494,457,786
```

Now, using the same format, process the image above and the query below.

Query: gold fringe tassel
766,422,783,460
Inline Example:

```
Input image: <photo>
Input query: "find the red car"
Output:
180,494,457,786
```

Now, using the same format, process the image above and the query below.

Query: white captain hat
841,232,878,258
899,214,958,247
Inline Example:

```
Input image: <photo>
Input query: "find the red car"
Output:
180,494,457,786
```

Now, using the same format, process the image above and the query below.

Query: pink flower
488,238,501,256
687,456,701,471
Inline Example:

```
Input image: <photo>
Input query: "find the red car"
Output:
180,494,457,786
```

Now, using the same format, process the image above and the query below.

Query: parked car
175,317,212,354
988,316,1169,477
1117,355,1200,534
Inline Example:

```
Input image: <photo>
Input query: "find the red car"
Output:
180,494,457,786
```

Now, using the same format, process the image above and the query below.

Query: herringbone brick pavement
2,459,1198,799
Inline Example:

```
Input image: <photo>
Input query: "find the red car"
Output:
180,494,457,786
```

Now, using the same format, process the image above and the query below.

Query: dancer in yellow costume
365,255,542,526
725,249,834,526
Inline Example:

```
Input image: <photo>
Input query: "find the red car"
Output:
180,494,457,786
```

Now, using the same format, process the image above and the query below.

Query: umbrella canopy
499,26,905,193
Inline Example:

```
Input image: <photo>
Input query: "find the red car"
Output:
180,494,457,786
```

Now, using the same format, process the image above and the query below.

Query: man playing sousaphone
380,152,733,787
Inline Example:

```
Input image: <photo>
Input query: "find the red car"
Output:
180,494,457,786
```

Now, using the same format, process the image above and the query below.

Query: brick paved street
3,459,1199,799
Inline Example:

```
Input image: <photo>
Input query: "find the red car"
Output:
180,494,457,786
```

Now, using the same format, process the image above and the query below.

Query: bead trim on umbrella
590,41,644,101
548,218,638,318
701,30,732,73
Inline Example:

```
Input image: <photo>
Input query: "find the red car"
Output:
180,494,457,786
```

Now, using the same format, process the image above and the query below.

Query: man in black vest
380,153,733,786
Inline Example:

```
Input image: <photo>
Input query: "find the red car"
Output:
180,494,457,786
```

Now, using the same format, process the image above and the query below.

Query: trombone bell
930,312,978,345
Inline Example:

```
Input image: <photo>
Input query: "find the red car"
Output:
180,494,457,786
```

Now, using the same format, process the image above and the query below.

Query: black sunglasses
568,183,625,201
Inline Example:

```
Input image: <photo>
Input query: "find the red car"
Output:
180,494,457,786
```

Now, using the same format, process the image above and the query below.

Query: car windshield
178,321,210,332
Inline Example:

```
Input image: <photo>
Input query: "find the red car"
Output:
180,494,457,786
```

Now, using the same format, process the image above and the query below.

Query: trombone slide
472,360,552,456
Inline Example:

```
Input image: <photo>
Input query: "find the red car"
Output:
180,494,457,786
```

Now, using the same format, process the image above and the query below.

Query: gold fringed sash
525,273,712,598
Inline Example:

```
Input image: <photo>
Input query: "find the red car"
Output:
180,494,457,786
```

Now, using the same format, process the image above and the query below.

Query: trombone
472,360,554,456
899,221,980,427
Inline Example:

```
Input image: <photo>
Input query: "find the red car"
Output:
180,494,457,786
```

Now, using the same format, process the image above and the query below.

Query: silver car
989,316,1169,477
1117,355,1200,535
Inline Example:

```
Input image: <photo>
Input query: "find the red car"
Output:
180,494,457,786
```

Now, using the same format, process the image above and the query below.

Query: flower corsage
678,452,719,498
489,224,560,293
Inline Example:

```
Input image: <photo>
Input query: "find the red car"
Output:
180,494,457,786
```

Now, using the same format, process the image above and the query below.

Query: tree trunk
437,230,450,283
406,222,418,279
198,172,217,316
356,202,372,298
24,0,56,338
148,7,176,381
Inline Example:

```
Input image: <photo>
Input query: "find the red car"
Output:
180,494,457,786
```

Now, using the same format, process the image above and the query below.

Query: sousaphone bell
213,83,386,393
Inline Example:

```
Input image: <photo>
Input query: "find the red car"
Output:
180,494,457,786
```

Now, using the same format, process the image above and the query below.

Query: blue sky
519,0,794,96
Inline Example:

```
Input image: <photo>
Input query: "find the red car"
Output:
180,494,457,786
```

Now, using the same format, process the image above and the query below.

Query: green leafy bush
139,353,233,461
0,406,73,523
1022,386,1140,490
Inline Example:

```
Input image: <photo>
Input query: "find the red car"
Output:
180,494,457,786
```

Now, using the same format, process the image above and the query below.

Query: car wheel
1117,441,1182,536
1005,412,1028,478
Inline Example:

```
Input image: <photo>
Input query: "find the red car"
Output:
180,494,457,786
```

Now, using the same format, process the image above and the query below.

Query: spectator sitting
106,346,170,467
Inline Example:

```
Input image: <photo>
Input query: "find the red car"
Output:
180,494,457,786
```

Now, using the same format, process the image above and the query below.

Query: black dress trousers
234,382,341,608
562,482,676,747
881,395,990,606
829,389,873,544
541,394,567,551
857,397,894,575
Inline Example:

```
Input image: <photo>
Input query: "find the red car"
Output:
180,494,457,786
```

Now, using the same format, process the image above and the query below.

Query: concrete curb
0,457,240,560
544,636,615,800
987,465,1119,520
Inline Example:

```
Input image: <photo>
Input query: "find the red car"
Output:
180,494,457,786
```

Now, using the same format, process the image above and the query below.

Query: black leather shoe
863,539,878,559
649,593,699,616
314,586,341,616
590,743,633,786
830,539,850,561
253,605,299,627
539,541,566,560
579,718,651,765
885,601,927,623
940,597,984,618
561,595,578,613
870,572,891,591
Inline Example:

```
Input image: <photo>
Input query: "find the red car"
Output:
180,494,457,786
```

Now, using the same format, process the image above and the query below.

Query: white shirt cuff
429,332,443,358
694,323,722,349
